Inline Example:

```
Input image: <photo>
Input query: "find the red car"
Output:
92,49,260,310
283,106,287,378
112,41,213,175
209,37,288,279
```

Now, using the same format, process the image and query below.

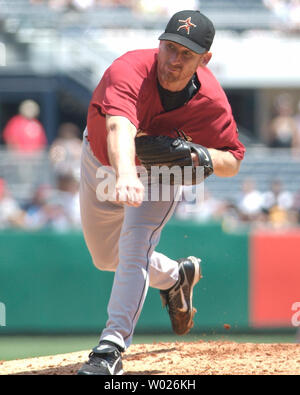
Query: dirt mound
1,341,299,375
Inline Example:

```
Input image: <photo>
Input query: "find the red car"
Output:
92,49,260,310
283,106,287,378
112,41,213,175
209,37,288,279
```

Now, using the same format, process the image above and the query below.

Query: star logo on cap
177,17,197,35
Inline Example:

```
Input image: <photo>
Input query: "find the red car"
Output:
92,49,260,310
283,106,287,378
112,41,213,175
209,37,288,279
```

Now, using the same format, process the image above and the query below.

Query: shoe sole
77,370,124,375
77,367,124,375
181,256,202,335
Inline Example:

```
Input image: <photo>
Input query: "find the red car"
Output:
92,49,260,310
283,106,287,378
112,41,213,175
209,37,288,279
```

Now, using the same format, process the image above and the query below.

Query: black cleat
77,343,123,375
160,256,202,335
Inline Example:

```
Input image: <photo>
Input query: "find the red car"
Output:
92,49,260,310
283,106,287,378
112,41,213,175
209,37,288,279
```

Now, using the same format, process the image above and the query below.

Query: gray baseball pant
79,130,182,350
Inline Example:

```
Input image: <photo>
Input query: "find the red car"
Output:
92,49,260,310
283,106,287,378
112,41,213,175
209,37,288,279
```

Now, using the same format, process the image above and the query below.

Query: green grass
0,334,98,361
0,332,298,361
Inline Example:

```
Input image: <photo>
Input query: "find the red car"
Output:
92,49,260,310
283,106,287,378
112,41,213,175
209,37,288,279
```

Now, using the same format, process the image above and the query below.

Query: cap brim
158,32,207,54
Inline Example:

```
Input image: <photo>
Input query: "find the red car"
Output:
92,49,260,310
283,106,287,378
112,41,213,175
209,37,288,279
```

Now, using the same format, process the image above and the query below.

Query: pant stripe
124,194,178,343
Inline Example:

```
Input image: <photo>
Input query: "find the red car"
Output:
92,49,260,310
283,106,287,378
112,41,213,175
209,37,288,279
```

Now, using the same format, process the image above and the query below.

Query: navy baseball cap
159,10,215,54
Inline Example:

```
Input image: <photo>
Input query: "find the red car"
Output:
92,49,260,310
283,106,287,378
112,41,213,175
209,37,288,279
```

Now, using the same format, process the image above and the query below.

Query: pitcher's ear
200,52,212,67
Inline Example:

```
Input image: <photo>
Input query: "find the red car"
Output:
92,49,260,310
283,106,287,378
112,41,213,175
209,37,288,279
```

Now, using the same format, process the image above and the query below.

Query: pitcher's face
157,40,209,91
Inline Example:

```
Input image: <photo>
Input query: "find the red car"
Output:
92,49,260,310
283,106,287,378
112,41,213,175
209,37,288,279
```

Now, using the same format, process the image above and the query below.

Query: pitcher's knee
90,250,118,272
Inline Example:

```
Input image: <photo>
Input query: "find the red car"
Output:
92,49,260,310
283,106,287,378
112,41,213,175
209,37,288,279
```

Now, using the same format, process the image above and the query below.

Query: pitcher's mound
1,341,299,375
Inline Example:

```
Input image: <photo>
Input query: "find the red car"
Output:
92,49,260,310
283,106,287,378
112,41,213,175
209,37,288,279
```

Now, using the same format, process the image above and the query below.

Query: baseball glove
135,129,214,185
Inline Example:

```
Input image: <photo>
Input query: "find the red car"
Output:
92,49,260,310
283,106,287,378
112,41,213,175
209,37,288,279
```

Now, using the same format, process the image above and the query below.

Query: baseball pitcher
77,10,245,375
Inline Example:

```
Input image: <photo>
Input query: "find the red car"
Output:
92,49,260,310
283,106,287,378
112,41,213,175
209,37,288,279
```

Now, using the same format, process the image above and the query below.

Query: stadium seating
0,147,298,205
205,148,300,200
0,0,299,205
0,0,280,30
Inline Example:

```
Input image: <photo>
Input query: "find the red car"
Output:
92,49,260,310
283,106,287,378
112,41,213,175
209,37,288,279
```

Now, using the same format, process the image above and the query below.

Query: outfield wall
0,221,299,334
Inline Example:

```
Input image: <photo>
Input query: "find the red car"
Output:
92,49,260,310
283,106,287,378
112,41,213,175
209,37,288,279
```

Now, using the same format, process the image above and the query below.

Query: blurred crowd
27,0,300,28
29,0,130,12
0,99,82,231
267,93,300,149
1,97,300,232
29,0,200,17
0,174,81,231
175,178,300,231
263,0,300,31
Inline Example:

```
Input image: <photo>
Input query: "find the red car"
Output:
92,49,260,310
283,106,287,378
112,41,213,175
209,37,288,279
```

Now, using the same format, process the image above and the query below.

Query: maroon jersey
87,48,245,166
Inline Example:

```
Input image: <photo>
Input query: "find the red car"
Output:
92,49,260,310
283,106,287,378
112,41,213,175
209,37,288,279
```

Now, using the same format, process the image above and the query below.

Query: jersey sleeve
208,97,245,161
196,67,245,161
216,116,245,160
91,58,140,129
